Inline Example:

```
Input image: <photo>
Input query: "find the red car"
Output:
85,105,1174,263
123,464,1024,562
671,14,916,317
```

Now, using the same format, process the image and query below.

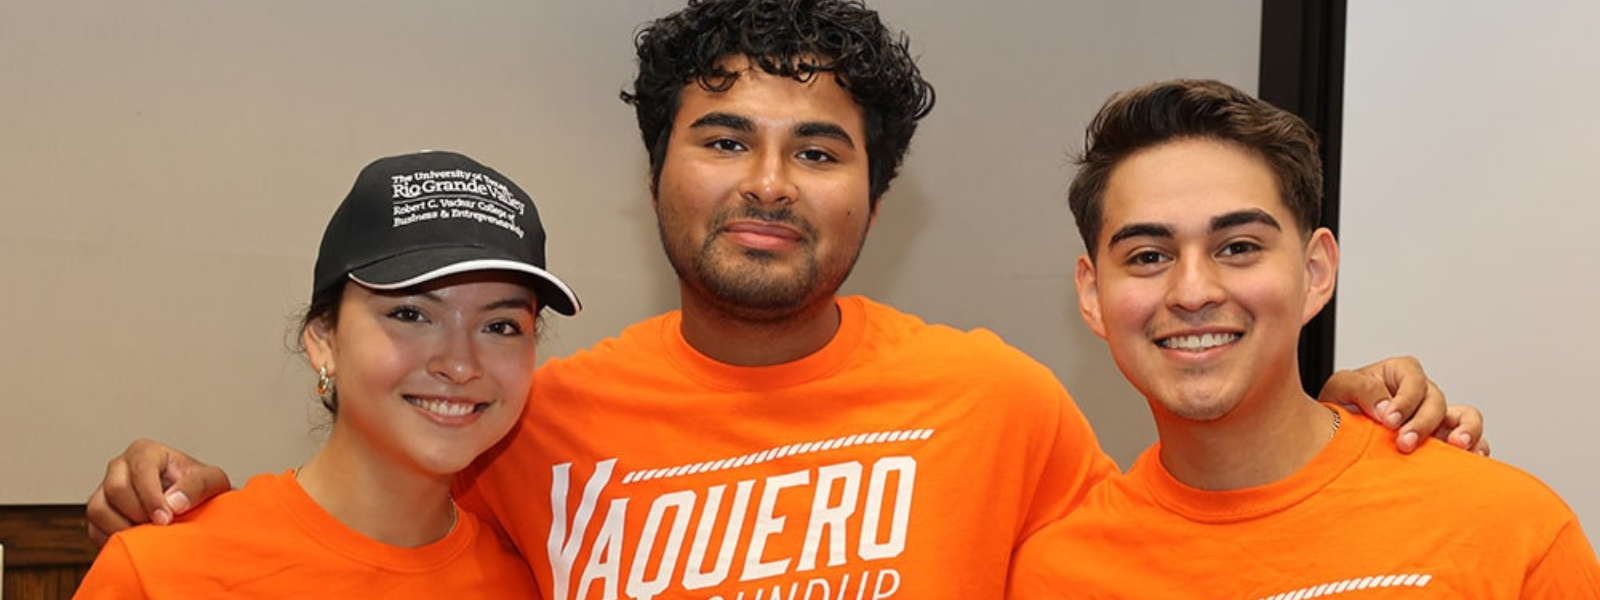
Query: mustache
710,206,817,237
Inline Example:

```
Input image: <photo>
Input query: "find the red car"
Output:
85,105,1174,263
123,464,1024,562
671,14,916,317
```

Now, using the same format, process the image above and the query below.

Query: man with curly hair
462,4,1125,597
88,1,1474,598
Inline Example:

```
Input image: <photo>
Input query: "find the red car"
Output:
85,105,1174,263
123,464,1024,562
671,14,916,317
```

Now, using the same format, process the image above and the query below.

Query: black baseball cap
312,150,581,315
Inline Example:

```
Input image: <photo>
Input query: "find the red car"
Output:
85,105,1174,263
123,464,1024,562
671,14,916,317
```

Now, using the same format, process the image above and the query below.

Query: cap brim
350,249,581,316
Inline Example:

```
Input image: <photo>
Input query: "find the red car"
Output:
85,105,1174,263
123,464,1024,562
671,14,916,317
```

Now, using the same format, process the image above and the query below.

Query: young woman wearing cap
73,150,580,599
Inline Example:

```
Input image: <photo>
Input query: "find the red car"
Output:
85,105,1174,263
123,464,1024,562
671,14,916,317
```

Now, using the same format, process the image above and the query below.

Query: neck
1153,386,1340,491
296,430,457,548
677,287,843,366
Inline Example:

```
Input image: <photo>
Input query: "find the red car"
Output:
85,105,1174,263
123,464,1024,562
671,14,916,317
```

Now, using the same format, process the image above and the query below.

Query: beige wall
0,0,1258,503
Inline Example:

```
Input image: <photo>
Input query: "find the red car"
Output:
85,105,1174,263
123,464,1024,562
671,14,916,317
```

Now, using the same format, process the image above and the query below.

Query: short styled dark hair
621,0,936,205
1068,79,1323,259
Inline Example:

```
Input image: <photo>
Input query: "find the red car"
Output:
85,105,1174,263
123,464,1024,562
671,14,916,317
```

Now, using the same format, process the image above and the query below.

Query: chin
1162,403,1234,423
1151,386,1241,423
416,445,492,477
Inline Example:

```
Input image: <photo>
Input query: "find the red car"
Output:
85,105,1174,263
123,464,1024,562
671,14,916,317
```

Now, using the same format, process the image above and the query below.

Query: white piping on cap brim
349,258,581,314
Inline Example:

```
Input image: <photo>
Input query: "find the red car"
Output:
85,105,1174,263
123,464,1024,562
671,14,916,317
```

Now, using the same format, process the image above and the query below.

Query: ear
865,197,882,232
301,317,337,376
649,166,663,209
1301,227,1340,324
1074,253,1109,340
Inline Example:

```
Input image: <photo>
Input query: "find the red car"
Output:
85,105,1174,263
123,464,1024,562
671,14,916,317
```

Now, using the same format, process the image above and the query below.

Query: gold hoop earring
316,365,335,397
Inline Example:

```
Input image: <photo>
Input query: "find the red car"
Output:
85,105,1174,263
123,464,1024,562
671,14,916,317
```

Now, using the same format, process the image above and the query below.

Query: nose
429,327,482,385
1166,254,1226,315
739,149,798,206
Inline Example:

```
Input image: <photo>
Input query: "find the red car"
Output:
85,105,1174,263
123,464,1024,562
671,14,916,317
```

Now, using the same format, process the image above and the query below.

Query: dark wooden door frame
1259,0,1346,396
0,504,98,600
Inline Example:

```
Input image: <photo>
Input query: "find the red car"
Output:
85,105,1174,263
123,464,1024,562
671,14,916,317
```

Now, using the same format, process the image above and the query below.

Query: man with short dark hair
1009,78,1600,598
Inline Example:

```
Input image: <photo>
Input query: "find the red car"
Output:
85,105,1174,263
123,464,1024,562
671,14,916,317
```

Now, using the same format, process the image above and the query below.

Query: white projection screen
1339,1,1600,550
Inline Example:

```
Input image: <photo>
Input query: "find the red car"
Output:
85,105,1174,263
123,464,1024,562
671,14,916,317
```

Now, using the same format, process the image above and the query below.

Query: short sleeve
1522,518,1600,599
1017,384,1119,539
71,535,150,600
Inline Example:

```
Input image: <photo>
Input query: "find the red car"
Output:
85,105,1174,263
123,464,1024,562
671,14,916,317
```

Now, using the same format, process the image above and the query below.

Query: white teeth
1160,333,1240,350
408,397,478,417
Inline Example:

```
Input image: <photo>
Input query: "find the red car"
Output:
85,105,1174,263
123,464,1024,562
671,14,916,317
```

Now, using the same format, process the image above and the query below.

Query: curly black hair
621,0,935,205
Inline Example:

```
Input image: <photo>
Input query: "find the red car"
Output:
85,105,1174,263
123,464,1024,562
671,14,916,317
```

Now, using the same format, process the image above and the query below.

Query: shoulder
1048,455,1154,523
1406,442,1576,512
1009,470,1151,591
1354,432,1585,551
852,296,1054,375
106,472,287,562
849,297,1085,434
539,312,675,376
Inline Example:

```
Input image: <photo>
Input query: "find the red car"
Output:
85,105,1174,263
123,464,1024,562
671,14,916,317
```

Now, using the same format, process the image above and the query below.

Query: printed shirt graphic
1007,405,1600,599
458,296,1118,600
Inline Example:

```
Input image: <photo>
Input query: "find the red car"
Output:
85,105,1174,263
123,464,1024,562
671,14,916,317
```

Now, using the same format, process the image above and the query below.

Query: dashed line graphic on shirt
618,428,936,484
1252,573,1432,600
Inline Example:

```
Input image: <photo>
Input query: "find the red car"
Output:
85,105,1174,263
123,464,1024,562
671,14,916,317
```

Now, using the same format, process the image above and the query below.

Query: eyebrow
1211,208,1282,232
689,112,754,133
483,297,537,312
689,111,856,148
415,291,536,312
1106,209,1283,247
795,121,856,147
1107,223,1173,247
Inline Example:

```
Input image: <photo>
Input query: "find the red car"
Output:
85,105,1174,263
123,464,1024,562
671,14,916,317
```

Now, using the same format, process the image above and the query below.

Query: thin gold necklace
293,465,459,538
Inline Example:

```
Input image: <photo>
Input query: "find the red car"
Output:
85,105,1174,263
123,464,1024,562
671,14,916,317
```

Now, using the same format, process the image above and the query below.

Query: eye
387,306,427,323
708,138,746,152
1127,250,1170,266
484,319,526,337
796,148,836,163
1218,240,1262,257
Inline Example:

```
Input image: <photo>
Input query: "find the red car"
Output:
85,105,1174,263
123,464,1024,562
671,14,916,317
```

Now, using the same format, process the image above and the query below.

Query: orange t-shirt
73,471,538,600
458,295,1117,600
1009,405,1600,599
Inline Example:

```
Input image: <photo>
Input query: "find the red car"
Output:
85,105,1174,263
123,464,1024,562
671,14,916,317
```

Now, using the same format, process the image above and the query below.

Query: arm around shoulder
86,439,232,546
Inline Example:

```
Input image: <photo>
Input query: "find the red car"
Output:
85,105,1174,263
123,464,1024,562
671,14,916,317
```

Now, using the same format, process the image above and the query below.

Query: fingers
85,484,134,548
1438,405,1488,456
1323,357,1488,457
1394,377,1446,454
121,438,184,526
1322,356,1455,454
1376,356,1429,431
1472,437,1492,457
93,443,160,540
165,462,233,515
87,520,109,548
1318,368,1399,427
85,439,233,547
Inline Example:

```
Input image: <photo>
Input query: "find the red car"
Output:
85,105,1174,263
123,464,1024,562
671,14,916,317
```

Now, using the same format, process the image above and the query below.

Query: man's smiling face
653,55,875,321
1075,137,1336,423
